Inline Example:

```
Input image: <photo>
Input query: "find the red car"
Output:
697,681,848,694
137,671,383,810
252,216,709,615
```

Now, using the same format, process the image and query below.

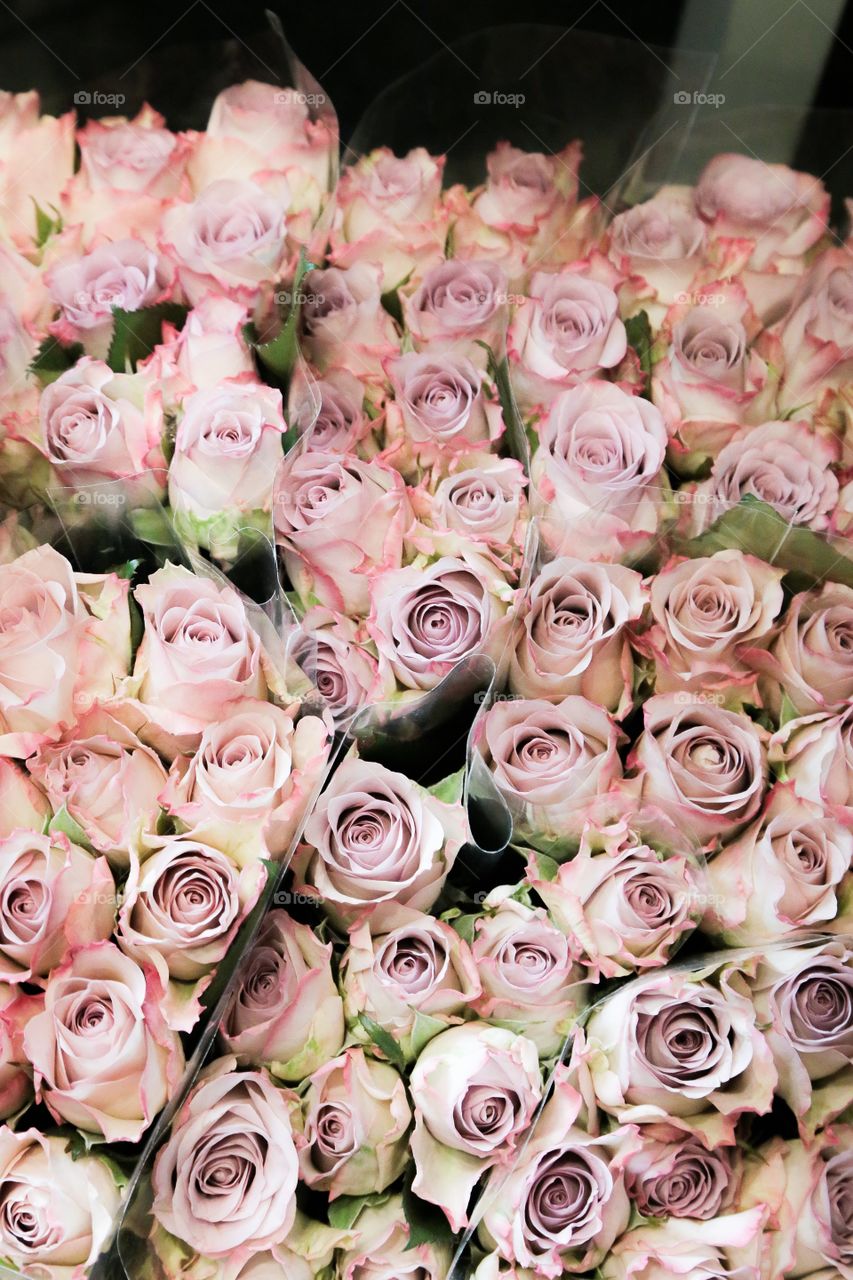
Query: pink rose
300,263,398,374
403,258,508,353
203,80,335,191
624,1129,740,1220
335,1196,452,1280
46,239,173,353
509,557,646,714
474,143,580,231
746,582,853,717
77,109,186,196
0,1012,31,1121
291,607,383,727
274,450,411,616
0,757,50,838
221,910,345,1082
0,100,74,249
776,252,853,421
531,380,667,562
152,295,256,400
771,703,853,821
601,1213,763,1280
385,351,502,457
412,458,527,551
24,941,184,1141
289,368,374,454
607,195,707,322
152,1063,299,1259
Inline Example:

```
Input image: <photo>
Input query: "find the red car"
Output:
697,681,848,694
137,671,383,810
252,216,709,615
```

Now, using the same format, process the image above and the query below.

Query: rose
477,1070,632,1278
77,111,185,195
509,557,646,714
27,706,168,866
771,703,853,820
633,550,784,700
300,263,398,373
335,1195,453,1280
601,1213,764,1280
694,153,829,269
386,351,501,457
294,758,465,926
0,1013,30,1120
746,940,853,1134
0,757,50,838
403,258,508,352
624,1130,739,1220
221,910,344,1082
417,458,527,549
38,357,165,492
291,608,382,727
531,818,701,979
478,696,624,843
154,296,256,400
531,380,668,562
203,80,335,190
298,1046,411,1196
575,967,776,1132
116,835,265,1031
702,788,852,944
368,551,513,692
126,563,268,758
746,583,853,717
0,831,115,984
607,195,707,321
471,890,587,1057
630,693,768,844
46,239,172,353
24,941,184,1141
508,270,626,410
289,368,373,454
409,1021,542,1230
0,102,74,249
160,178,289,306
274,450,411,617
152,1062,299,1259
686,421,840,535
0,1129,122,1280
168,381,287,555
777,252,853,418
340,904,480,1061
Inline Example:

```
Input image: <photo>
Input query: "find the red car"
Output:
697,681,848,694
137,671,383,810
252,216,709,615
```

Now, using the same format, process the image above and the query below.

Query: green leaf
677,496,853,592
328,1192,391,1230
107,302,188,373
48,806,92,849
625,310,654,392
247,248,315,382
450,912,478,944
778,691,800,728
529,851,561,882
381,273,410,327
410,1011,447,1057
427,767,465,805
108,558,142,581
357,1014,406,1069
32,199,62,248
29,334,84,385
129,507,179,549
402,1176,456,1252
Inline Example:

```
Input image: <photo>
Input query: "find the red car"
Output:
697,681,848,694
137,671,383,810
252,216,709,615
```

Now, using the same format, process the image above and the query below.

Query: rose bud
771,702,853,822
702,787,852,944
126,563,269,759
409,1021,542,1231
508,269,626,410
291,607,384,727
531,380,668,563
629,693,768,845
0,758,50,838
776,250,853,420
477,1069,633,1276
221,910,345,1083
385,351,503,462
160,700,330,864
509,557,646,714
300,263,399,374
152,1061,299,1259
298,1046,411,1197
293,758,465,927
601,1212,764,1280
368,550,513,693
0,831,115,983
340,904,480,1062
477,696,624,847
746,582,853,718
116,833,266,1031
24,941,184,1141
27,705,168,867
624,1129,740,1220
46,238,173,354
403,258,508,354
274,450,411,617
0,545,131,758
0,1129,121,1279
335,1194,453,1280
574,967,776,1134
471,889,587,1057
168,380,287,558
633,550,784,702
746,940,853,1136
414,457,528,552
606,195,707,323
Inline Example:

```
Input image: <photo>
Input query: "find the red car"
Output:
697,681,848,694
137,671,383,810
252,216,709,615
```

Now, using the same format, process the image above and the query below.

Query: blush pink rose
385,351,502,458
770,702,853,822
0,99,74,249
335,1195,452,1280
403,258,508,354
291,607,384,728
601,1213,763,1280
0,757,50,838
412,458,527,552
607,195,707,322
746,582,853,717
152,295,256,402
77,108,186,196
300,263,399,375
623,1130,740,1221
776,252,853,422
289,368,375,455
202,80,335,192
46,239,173,354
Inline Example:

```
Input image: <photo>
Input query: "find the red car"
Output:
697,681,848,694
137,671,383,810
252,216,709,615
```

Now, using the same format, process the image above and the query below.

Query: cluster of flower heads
0,72,851,1280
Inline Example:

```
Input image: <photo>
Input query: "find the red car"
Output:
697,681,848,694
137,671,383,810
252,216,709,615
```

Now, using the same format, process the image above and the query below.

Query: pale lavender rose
385,351,502,458
152,1062,299,1259
409,1021,542,1231
776,252,853,419
46,238,172,353
633,550,784,701
477,1069,633,1278
607,195,707,322
341,904,480,1061
288,368,373,454
291,607,383,727
294,758,465,926
152,295,256,400
0,757,50,838
274,450,411,617
702,787,852,943
508,269,627,410
623,1129,740,1220
509,557,646,714
473,142,581,235
203,80,335,191
403,258,508,352
471,890,587,1057
335,1195,453,1280
24,941,184,1142
629,693,768,845
415,458,527,550
746,583,853,718
298,1046,411,1197
531,380,668,562
221,910,344,1083
478,696,624,842
369,550,512,692
0,1129,122,1280
771,702,853,821
78,110,185,196
27,705,168,867
601,1213,764,1280
300,263,398,373
169,380,287,556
